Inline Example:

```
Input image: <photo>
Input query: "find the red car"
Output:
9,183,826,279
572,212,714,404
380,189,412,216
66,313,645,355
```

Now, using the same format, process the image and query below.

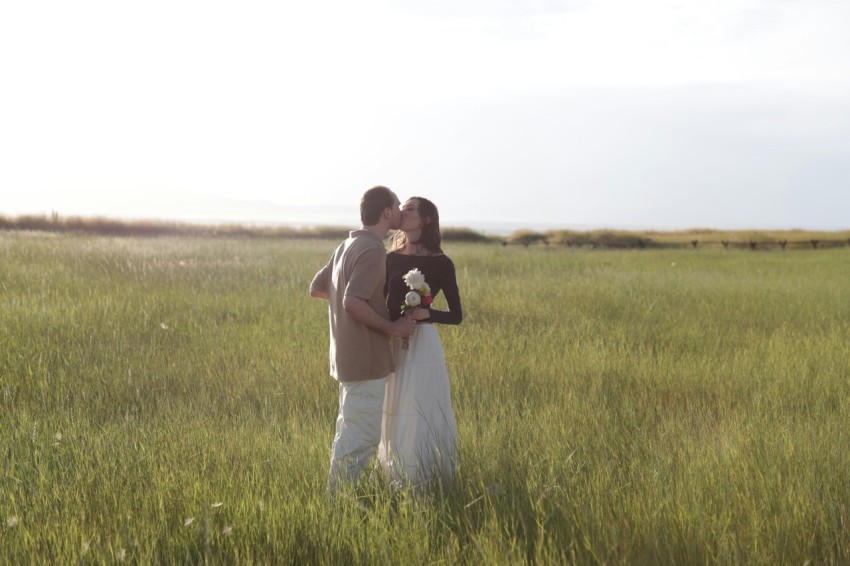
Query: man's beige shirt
310,230,393,381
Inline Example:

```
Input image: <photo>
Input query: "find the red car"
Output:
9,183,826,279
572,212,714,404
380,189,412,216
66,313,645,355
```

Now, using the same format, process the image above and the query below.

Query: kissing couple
310,186,464,493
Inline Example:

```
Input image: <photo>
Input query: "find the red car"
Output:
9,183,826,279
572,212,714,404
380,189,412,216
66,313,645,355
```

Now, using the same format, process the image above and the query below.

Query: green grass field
2,232,849,564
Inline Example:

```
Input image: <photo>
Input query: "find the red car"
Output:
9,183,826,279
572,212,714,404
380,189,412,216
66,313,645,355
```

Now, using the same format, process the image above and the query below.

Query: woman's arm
425,257,463,325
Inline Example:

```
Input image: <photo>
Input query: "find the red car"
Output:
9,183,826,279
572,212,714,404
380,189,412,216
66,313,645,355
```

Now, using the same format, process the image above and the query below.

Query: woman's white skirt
379,324,458,489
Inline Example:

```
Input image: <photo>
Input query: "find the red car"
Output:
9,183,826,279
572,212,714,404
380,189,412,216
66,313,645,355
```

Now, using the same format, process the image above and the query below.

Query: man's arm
309,261,331,300
343,296,415,338
310,288,329,300
343,241,415,337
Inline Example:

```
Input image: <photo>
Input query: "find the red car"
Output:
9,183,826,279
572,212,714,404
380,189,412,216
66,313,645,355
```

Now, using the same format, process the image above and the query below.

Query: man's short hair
360,186,394,226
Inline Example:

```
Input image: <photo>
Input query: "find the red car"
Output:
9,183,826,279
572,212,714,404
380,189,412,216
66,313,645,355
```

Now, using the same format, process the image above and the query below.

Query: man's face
388,193,403,230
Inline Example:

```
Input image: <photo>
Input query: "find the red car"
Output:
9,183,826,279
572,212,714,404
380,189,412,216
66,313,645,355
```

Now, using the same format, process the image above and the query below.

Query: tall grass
1,232,849,563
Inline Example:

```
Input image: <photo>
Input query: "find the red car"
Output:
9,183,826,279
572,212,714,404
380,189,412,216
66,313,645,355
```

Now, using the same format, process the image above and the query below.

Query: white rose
405,290,421,307
403,269,425,290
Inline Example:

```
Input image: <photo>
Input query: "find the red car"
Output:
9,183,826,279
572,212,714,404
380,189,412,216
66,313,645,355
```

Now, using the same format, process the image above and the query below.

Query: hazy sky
2,0,849,232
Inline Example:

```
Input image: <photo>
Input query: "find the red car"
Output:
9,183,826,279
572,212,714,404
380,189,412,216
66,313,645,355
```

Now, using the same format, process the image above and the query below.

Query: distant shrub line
2,213,847,249
0,213,496,243
505,229,850,250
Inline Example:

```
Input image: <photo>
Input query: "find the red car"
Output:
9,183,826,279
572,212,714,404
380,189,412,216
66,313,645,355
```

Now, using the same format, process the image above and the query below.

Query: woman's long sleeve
427,259,463,325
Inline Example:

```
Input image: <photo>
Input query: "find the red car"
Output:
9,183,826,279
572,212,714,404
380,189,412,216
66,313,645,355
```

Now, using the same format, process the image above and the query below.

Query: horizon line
1,210,848,236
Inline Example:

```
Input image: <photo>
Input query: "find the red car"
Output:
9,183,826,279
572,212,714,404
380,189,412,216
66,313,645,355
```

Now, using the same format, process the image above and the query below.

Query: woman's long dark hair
391,196,443,254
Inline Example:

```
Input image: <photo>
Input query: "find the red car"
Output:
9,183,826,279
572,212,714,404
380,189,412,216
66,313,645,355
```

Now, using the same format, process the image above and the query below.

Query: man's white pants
327,376,387,493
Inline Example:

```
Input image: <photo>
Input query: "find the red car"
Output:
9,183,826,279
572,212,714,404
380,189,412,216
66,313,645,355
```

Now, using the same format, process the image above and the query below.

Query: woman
378,197,463,491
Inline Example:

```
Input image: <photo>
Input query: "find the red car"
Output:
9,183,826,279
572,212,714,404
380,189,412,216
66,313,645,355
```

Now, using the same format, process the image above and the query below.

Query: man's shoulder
347,231,386,253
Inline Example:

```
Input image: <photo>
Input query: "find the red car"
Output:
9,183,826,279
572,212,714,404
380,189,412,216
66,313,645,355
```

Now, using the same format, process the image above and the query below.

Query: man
310,186,416,493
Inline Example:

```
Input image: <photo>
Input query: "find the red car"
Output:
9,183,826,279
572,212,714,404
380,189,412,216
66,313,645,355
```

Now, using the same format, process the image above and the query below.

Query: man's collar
349,229,384,242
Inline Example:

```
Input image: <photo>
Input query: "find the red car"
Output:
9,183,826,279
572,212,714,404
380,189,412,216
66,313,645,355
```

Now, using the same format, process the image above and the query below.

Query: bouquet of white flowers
400,268,432,349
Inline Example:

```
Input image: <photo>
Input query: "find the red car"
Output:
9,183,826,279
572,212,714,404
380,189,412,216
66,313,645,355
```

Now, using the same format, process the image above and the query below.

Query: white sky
2,0,849,232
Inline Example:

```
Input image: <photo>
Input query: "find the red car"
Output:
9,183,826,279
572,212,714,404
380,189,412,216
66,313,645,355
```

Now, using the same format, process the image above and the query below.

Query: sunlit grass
1,232,849,563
